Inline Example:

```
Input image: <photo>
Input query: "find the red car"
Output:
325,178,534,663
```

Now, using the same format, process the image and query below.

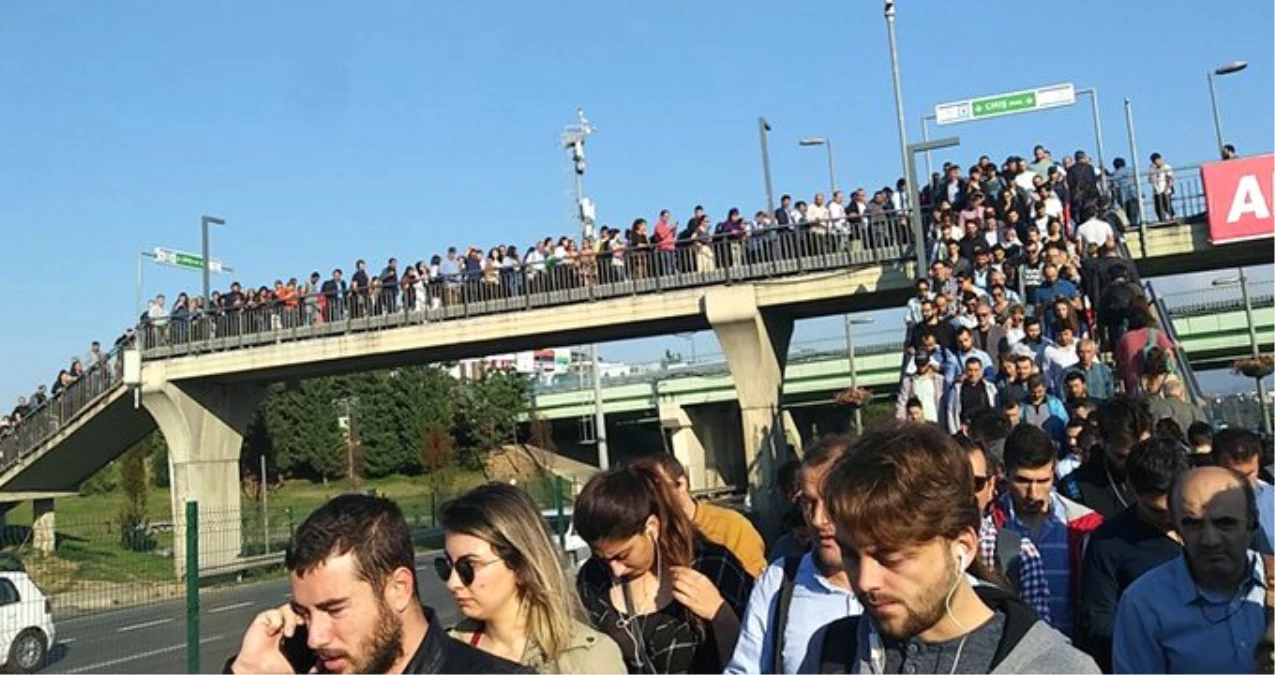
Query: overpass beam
703,285,793,539
142,380,266,579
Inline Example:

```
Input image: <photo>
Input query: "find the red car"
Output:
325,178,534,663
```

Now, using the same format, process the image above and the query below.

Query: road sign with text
935,83,1076,125
153,247,224,273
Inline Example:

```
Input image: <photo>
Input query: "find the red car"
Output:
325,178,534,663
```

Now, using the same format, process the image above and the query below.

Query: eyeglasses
973,475,991,492
434,555,501,586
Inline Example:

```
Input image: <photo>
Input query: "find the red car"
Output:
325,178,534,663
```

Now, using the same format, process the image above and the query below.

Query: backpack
769,555,803,673
994,528,1023,594
817,615,862,674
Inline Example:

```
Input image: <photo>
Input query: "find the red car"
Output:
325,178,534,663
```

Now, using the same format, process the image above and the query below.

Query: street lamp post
562,110,609,470
1208,60,1248,158
1075,89,1108,192
759,117,776,214
920,114,935,181
905,137,961,275
884,1,911,189
1124,98,1147,249
845,316,875,434
798,137,837,195
1214,269,1270,434
200,215,224,310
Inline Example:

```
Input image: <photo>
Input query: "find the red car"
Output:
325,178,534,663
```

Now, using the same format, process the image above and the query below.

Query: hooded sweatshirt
814,585,1099,674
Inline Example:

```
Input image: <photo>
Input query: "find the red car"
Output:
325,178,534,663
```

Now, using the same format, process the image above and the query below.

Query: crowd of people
213,143,1275,675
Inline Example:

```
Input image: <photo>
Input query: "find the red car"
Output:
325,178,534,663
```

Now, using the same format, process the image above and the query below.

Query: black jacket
224,606,529,674
1058,455,1135,520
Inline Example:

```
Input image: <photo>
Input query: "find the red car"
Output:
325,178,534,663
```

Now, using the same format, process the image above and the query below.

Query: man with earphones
1112,466,1268,673
814,423,1098,674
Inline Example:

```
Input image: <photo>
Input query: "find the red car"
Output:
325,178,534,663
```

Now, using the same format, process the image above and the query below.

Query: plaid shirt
979,513,1052,624
578,537,753,674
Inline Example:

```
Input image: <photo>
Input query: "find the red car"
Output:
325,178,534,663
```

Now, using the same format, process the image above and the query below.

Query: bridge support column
142,381,266,579
659,402,734,491
703,286,794,539
32,498,54,556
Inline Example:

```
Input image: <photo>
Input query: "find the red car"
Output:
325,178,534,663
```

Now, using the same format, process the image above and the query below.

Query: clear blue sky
1,0,1272,399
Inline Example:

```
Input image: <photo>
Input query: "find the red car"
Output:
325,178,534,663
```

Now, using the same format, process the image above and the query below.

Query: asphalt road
41,551,458,674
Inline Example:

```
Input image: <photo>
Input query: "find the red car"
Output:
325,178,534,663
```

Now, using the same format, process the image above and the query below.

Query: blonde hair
442,483,585,664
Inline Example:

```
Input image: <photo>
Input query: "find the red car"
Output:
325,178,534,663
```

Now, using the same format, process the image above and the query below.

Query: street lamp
674,332,698,364
846,316,875,434
201,215,224,309
904,136,961,275
798,137,838,196
1214,269,1270,433
759,117,775,214
883,1,911,189
1208,60,1248,158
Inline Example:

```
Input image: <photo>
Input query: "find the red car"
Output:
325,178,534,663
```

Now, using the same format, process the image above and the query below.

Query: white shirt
807,203,830,226
1042,342,1079,390
1150,163,1174,194
1043,194,1064,219
827,201,847,232
1014,170,1038,192
1076,217,1115,249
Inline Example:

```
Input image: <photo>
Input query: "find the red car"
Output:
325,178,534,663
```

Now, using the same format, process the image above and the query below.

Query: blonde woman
439,483,625,674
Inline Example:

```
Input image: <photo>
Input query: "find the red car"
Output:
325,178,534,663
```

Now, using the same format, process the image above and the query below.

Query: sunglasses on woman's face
434,555,500,586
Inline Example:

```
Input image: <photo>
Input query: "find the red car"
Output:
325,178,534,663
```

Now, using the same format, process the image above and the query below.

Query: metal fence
1109,163,1209,228
138,215,920,358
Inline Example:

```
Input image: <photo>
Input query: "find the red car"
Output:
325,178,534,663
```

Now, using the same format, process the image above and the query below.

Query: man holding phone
227,494,529,674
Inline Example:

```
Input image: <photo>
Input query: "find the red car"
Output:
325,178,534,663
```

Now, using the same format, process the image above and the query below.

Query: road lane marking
115,617,173,632
56,638,76,645
63,632,233,673
208,600,254,614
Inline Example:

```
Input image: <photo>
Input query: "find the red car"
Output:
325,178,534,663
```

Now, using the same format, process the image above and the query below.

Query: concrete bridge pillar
142,379,266,579
32,498,54,556
703,285,794,539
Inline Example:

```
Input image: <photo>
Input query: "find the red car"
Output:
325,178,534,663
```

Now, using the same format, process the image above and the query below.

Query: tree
258,378,344,480
117,444,154,551
420,424,456,494
453,370,529,474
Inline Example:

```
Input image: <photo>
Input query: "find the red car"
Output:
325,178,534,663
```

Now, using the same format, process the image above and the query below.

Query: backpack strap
770,555,803,673
818,616,862,674
995,528,1023,594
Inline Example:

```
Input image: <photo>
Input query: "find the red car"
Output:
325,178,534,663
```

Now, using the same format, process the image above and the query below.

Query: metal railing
0,341,131,475
138,215,920,358
1109,163,1209,229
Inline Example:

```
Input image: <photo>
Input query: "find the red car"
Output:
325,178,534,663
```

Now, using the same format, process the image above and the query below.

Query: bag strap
819,616,861,674
769,556,803,673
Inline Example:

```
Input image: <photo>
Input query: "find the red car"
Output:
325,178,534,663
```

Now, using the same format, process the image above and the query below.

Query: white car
0,571,54,673
540,508,590,571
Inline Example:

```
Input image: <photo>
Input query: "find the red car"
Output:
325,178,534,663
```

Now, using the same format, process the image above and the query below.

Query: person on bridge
573,463,753,674
226,494,528,674
438,483,625,674
630,453,767,579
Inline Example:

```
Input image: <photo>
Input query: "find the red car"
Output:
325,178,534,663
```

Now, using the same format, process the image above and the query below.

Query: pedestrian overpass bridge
0,217,1269,572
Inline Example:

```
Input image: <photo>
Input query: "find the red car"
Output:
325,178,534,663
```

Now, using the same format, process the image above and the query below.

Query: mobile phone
279,625,318,674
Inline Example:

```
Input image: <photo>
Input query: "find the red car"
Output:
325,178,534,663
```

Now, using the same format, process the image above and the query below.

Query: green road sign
153,247,225,273
935,83,1075,125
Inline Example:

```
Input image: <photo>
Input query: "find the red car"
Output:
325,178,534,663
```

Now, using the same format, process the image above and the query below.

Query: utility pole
562,110,609,470
332,396,361,485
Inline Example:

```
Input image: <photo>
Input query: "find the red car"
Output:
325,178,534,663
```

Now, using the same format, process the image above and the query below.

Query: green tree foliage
117,444,154,551
255,379,344,481
356,368,456,478
453,370,529,472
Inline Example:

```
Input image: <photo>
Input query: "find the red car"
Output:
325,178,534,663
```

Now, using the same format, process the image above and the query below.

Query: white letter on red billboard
1228,175,1271,223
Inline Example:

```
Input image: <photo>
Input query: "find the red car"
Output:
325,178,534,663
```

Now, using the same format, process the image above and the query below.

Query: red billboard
1201,153,1275,244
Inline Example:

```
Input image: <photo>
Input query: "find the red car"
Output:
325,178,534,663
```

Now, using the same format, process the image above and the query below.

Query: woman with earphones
573,464,753,674
813,423,1099,674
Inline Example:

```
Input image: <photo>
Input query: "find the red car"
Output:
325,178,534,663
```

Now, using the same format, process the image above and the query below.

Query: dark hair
824,423,983,557
777,460,802,501
906,396,924,410
1213,428,1262,466
1004,424,1055,473
1095,396,1152,456
1154,418,1187,445
628,452,686,482
1026,373,1047,391
803,434,854,471
1187,421,1214,448
1064,371,1086,385
286,494,417,598
1142,346,1169,377
967,409,1011,471
1127,438,1191,496
574,464,696,569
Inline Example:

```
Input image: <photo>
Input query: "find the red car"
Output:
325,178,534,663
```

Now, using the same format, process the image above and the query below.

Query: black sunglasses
434,555,500,586
973,475,991,492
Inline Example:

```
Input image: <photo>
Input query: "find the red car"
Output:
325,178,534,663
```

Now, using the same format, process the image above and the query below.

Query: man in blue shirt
1033,263,1078,317
943,326,994,385
727,436,862,674
1113,467,1267,673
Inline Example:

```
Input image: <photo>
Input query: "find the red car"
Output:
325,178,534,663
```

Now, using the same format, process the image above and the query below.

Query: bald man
1113,467,1267,673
